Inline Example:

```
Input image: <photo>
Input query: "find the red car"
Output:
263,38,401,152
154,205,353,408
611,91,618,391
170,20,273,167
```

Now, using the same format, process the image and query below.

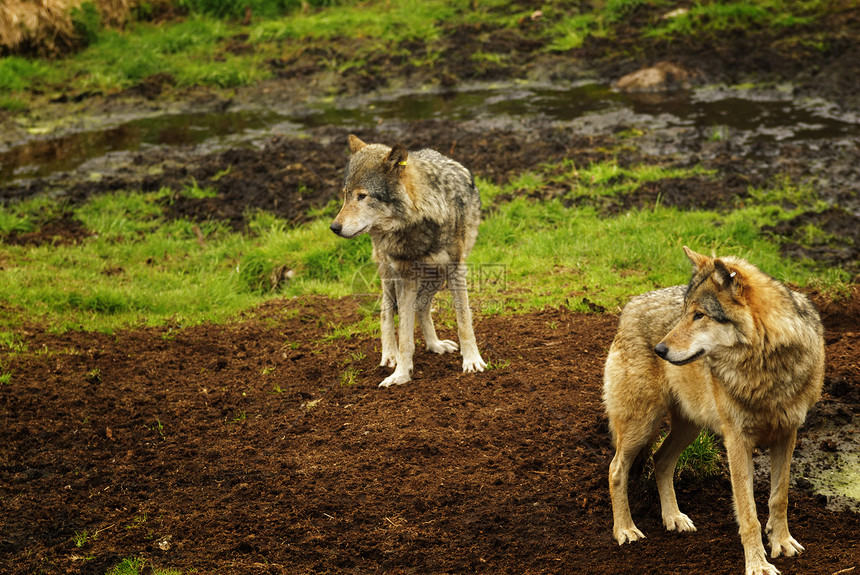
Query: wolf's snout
330,221,343,236
654,342,669,358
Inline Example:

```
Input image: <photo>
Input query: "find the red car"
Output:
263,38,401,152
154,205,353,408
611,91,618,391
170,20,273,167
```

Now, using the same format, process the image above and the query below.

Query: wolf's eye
693,312,705,321
356,193,368,201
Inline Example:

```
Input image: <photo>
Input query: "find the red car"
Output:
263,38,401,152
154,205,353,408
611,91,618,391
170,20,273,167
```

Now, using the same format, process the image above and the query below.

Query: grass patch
0,195,68,235
178,0,336,20
2,0,473,96
470,169,844,313
249,0,460,44
0,159,848,336
68,16,268,91
105,557,181,575
650,430,724,480
0,155,850,336
647,0,821,39
0,331,28,353
0,56,59,92
543,0,825,52
509,158,716,203
0,191,265,332
0,0,841,99
545,0,654,52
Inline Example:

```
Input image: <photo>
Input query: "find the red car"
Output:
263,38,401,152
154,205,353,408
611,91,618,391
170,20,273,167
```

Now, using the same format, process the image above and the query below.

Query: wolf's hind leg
417,280,457,355
448,263,486,373
767,429,804,558
608,412,662,545
653,412,699,533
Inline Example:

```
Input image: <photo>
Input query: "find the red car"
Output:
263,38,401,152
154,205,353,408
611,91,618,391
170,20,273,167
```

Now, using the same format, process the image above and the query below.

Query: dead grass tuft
0,0,132,56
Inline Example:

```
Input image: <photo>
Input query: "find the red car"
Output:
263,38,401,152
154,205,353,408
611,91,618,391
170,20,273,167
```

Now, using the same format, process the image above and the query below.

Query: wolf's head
330,135,410,239
654,246,756,366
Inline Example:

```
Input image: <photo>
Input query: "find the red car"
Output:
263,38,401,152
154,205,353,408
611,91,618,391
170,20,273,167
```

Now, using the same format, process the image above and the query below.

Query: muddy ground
0,294,858,575
1,2,859,573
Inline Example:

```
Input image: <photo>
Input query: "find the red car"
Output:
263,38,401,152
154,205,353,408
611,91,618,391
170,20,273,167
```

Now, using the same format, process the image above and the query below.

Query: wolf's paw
462,355,487,373
769,535,804,558
427,339,458,355
663,512,696,533
380,353,397,368
379,371,411,388
613,525,645,545
745,560,780,575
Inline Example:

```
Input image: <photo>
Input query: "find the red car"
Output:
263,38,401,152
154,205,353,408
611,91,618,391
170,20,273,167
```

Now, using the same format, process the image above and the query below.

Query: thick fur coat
603,246,824,575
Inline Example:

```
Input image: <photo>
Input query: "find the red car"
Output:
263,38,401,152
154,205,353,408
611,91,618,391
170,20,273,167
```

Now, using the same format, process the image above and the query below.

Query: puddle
0,109,283,183
300,83,858,142
3,82,859,189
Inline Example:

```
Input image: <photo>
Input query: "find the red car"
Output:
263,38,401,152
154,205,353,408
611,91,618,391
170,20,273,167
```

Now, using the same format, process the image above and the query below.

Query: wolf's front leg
448,264,486,373
724,432,780,575
379,278,417,387
767,429,804,559
379,277,398,368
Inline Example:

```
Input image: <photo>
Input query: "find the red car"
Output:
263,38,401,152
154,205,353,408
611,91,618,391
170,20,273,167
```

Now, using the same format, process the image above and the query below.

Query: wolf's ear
683,246,711,269
713,259,739,293
348,134,367,154
384,143,408,175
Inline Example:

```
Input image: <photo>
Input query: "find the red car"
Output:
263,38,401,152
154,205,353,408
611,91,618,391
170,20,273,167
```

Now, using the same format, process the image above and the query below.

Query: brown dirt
1,294,858,575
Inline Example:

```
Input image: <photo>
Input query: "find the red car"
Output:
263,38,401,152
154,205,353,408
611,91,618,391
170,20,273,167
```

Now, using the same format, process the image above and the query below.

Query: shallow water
2,82,859,187
301,83,858,142
0,109,281,183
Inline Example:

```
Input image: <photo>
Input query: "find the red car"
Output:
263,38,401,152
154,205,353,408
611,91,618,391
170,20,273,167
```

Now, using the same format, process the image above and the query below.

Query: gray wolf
330,134,486,387
603,246,824,575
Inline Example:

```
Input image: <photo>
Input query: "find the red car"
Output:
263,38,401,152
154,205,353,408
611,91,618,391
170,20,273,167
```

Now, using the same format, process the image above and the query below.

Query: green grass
547,13,603,52
545,0,654,52
509,159,716,202
0,0,839,98
0,56,60,92
0,16,269,95
249,0,460,44
471,197,829,314
0,191,261,332
647,0,821,39
651,430,724,480
105,557,181,575
0,0,472,97
0,160,848,336
73,529,96,548
70,17,267,91
178,0,336,20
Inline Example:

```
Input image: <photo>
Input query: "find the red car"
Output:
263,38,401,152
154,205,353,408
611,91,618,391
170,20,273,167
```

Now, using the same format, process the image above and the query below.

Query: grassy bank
0,0,841,110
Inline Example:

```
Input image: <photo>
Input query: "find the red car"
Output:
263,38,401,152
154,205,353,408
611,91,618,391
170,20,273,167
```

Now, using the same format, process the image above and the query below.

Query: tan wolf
603,246,824,575
330,135,486,388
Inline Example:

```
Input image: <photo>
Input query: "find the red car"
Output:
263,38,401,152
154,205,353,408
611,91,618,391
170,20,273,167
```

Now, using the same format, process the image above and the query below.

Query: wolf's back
411,148,481,208
614,285,686,351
